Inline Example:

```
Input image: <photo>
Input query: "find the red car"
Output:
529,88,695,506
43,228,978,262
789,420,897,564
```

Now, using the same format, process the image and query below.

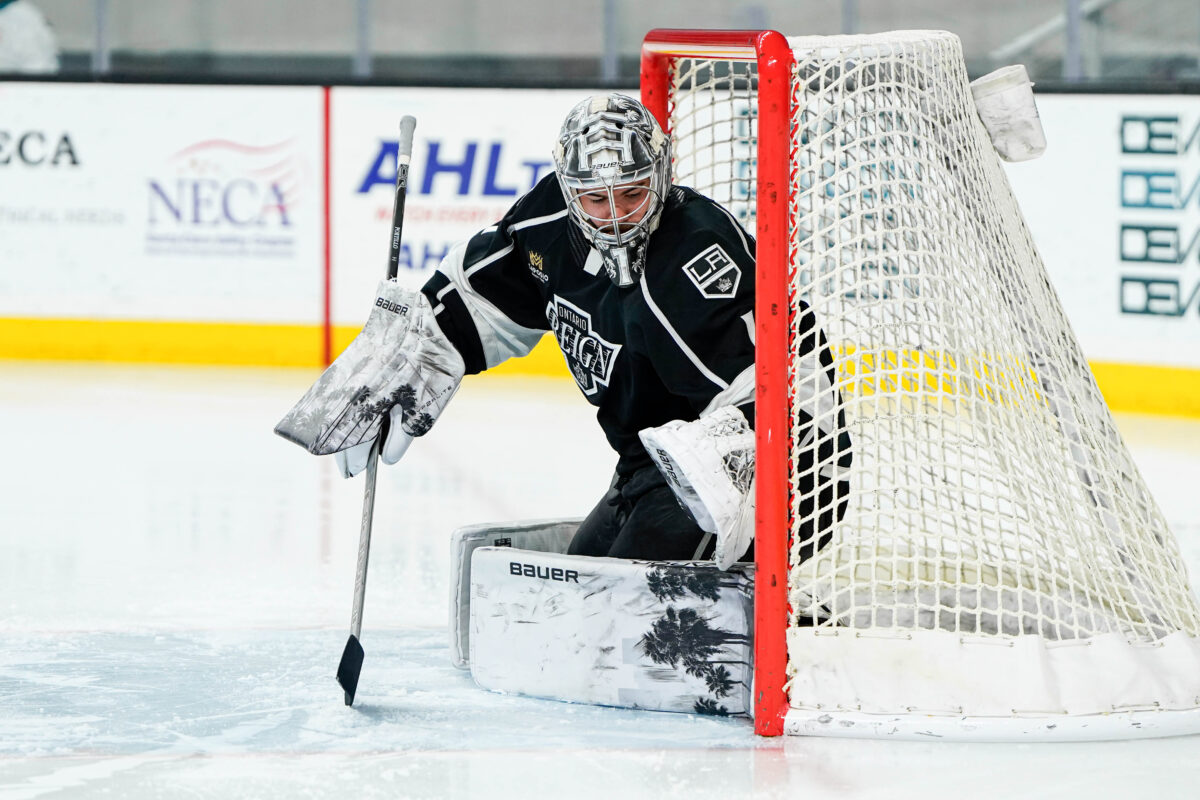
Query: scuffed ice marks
0,631,327,757
0,628,756,761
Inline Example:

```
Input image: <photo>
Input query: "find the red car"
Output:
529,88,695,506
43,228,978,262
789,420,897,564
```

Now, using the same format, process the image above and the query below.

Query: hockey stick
336,114,418,707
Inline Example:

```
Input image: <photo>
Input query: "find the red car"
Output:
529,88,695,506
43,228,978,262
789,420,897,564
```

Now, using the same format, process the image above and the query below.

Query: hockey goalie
277,92,851,715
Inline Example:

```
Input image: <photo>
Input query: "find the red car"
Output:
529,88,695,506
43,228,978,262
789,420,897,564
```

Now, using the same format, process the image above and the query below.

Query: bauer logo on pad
682,244,740,299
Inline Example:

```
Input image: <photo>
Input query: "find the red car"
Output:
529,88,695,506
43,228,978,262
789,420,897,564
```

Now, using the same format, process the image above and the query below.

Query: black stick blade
337,634,365,706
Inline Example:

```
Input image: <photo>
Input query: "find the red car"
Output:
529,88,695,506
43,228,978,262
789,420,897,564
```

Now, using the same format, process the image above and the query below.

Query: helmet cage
554,95,672,285
562,175,664,251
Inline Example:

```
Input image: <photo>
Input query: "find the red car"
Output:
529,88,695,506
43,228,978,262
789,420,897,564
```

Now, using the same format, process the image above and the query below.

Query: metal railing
13,0,1200,85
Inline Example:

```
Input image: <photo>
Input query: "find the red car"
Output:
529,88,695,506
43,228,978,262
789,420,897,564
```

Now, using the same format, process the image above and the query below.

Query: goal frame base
784,707,1200,742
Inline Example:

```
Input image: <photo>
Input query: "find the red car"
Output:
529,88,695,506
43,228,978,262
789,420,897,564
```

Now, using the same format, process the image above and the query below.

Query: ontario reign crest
545,296,621,396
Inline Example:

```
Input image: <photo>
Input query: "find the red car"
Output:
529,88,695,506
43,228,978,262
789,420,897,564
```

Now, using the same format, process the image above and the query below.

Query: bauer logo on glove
375,296,410,315
274,279,466,458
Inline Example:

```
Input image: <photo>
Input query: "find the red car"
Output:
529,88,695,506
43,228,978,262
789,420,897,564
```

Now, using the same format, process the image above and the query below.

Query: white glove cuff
639,406,756,569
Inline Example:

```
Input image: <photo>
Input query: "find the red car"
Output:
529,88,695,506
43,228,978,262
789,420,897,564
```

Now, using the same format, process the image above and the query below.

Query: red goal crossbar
641,29,795,736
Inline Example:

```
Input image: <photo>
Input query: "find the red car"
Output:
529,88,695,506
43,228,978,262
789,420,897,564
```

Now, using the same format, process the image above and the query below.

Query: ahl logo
545,296,621,396
682,244,741,299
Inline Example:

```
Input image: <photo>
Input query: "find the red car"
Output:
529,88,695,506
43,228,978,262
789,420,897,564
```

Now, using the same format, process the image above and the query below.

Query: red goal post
641,29,795,736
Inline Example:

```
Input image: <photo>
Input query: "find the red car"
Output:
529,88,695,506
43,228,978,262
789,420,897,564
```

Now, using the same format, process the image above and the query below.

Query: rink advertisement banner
328,87,583,323
1007,95,1200,369
1001,94,1200,415
325,87,584,375
0,83,324,325
1,83,1198,412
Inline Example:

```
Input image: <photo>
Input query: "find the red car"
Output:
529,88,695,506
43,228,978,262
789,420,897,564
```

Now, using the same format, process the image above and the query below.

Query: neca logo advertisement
0,131,79,167
146,139,311,259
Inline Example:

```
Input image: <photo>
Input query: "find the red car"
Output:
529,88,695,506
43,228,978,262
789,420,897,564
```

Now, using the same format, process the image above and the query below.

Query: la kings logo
682,243,741,299
546,296,620,396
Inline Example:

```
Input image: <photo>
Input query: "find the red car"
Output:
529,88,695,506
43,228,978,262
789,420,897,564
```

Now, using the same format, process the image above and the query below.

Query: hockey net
641,29,1200,739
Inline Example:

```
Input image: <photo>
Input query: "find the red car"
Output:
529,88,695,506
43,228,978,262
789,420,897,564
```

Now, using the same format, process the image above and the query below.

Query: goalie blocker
449,520,754,716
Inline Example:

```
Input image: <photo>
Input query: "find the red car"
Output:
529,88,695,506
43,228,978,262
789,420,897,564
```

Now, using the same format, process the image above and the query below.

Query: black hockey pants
567,464,724,561
566,453,850,564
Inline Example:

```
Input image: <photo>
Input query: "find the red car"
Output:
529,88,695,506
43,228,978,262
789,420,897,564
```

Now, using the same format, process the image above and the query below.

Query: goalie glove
639,406,755,570
274,279,465,472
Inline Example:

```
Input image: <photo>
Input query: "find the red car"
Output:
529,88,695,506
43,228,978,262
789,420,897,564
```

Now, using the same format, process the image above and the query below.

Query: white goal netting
661,29,1200,734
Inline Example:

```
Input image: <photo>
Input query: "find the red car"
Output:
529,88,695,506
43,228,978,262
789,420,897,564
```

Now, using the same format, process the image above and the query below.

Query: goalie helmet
553,93,672,287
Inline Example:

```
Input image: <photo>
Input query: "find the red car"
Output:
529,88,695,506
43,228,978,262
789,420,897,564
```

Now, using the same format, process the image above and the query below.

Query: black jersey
422,174,757,475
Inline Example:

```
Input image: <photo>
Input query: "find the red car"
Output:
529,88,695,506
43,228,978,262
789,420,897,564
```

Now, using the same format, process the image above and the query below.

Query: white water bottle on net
641,28,1200,740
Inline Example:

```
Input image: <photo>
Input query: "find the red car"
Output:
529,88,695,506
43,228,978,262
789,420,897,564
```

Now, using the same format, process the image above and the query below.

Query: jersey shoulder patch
681,243,741,299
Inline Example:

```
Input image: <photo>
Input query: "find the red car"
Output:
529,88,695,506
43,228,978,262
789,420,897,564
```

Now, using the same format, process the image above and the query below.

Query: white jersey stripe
464,243,515,280
740,310,755,344
462,210,566,281
713,203,753,261
510,208,568,232
794,348,838,434
639,277,729,391
441,239,546,369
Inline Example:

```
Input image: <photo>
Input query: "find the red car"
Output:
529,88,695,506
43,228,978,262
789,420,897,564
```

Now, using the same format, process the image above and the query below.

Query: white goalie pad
639,406,755,569
468,548,754,716
448,518,582,668
274,279,465,455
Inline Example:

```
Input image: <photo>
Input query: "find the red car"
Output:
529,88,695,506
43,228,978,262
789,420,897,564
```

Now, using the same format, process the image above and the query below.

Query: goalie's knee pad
450,520,754,717
469,548,753,716
448,518,582,668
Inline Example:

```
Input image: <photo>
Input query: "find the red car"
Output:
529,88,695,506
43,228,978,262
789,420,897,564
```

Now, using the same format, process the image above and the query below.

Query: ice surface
2,362,1199,798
